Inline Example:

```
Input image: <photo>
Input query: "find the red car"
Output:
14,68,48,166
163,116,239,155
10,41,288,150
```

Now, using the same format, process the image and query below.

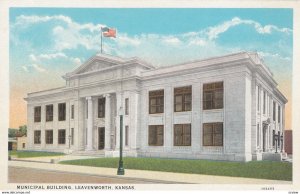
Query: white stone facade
24,52,287,162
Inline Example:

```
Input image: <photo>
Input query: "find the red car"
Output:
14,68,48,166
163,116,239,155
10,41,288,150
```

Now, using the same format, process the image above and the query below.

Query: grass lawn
60,157,292,181
9,150,65,158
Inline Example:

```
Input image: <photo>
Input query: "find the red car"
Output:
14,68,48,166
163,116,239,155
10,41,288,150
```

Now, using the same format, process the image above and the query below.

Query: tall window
263,91,266,114
174,86,192,112
273,102,276,121
45,130,53,144
149,90,164,114
34,130,41,144
257,87,260,111
71,105,74,119
58,129,66,144
257,124,260,147
125,98,129,115
46,105,53,122
278,105,281,123
34,106,41,122
125,126,129,146
58,103,66,121
203,123,223,146
203,82,223,110
148,125,164,146
71,128,74,145
174,124,191,146
98,97,105,118
272,130,275,146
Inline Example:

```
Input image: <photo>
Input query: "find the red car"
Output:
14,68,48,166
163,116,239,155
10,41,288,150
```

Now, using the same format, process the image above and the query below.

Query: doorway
262,125,267,152
98,127,105,150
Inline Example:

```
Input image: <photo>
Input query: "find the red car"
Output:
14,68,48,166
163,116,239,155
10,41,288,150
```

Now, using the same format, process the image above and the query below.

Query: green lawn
60,157,292,181
9,150,65,158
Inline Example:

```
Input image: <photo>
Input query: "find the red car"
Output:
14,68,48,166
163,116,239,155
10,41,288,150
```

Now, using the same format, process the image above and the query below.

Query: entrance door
98,127,105,150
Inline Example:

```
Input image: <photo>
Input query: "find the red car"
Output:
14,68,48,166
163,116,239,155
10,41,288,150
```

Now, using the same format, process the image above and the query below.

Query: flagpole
101,27,103,54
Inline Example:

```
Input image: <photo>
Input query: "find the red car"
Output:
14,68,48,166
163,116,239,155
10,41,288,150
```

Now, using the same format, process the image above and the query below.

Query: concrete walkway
8,157,292,184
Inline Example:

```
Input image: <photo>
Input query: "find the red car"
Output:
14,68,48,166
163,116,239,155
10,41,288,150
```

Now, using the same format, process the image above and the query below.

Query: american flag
102,27,116,38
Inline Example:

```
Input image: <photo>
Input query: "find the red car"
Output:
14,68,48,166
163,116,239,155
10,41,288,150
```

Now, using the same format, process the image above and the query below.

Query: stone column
86,96,93,151
104,94,111,150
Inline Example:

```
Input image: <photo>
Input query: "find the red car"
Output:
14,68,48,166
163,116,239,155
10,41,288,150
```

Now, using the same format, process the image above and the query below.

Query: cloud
22,63,46,73
206,17,292,40
258,51,292,61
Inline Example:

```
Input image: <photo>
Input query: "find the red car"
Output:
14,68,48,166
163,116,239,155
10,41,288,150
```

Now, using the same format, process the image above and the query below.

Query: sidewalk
8,157,292,184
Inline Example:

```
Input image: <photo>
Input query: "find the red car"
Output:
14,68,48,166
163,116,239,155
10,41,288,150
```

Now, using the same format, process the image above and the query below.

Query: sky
9,8,293,129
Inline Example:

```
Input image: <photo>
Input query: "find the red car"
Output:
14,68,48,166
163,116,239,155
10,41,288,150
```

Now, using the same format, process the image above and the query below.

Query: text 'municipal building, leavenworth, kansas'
24,51,288,162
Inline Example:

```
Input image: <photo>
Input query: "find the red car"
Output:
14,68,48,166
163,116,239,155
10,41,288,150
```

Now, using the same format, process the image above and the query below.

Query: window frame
148,125,164,146
58,129,66,144
58,103,66,121
71,104,74,119
174,86,192,112
34,106,41,122
46,104,53,122
203,123,223,146
173,124,191,146
149,90,164,114
98,97,106,118
125,98,129,115
203,82,224,110
45,130,53,144
34,130,41,144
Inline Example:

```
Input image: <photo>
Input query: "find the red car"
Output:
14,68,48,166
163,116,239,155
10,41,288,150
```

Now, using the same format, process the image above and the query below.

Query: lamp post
280,132,283,153
117,106,125,175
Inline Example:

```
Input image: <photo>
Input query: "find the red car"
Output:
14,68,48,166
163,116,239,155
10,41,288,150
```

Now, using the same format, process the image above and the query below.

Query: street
8,166,173,184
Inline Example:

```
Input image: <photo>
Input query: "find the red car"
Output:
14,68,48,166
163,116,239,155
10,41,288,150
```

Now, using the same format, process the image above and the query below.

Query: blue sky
9,8,293,128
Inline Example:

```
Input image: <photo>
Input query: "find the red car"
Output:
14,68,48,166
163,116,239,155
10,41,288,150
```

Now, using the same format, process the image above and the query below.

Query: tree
19,125,27,136
8,128,18,138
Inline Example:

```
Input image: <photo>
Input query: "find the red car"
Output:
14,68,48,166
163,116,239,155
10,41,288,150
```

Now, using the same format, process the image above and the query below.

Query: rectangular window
125,126,129,146
203,82,223,110
71,128,74,145
272,130,275,146
278,105,281,123
263,91,266,114
257,124,260,147
45,130,53,144
46,105,53,122
34,106,41,122
71,105,74,119
149,90,164,114
22,143,25,148
273,102,276,121
174,86,192,112
125,98,129,115
203,123,223,146
257,87,260,111
174,124,191,146
148,125,164,146
98,98,106,118
58,129,66,144
34,130,41,144
58,103,66,121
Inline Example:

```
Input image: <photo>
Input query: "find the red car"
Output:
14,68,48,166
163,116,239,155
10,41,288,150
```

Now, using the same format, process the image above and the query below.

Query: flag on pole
101,27,117,38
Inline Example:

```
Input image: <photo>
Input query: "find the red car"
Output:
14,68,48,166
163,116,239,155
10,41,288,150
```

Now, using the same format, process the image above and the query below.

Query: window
58,103,66,121
125,126,129,146
278,105,281,123
263,91,266,114
45,130,53,144
174,86,192,112
71,105,74,119
22,143,25,148
203,82,223,110
34,130,41,144
174,124,191,146
46,105,53,122
71,128,74,145
272,130,275,146
125,98,129,115
203,123,223,146
273,102,276,121
257,87,260,111
58,129,66,144
257,124,260,147
98,98,105,118
148,125,164,146
34,106,41,122
149,90,164,114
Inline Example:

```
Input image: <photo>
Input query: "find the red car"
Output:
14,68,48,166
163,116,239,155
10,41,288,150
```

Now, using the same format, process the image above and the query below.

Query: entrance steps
71,150,105,157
